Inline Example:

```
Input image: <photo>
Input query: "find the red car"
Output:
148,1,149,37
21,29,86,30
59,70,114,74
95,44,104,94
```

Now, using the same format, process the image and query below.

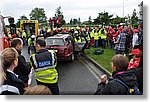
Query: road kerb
82,54,111,76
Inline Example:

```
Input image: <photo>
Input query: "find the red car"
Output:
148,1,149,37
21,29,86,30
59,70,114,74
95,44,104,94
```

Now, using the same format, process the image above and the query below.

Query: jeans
101,39,106,49
94,40,98,48
115,49,124,55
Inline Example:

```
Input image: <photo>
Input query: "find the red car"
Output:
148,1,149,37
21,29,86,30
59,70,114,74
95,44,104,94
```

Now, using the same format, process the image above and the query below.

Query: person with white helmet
27,34,36,54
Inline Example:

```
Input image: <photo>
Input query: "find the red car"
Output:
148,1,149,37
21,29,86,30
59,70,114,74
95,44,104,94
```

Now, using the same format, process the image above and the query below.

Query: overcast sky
0,0,142,24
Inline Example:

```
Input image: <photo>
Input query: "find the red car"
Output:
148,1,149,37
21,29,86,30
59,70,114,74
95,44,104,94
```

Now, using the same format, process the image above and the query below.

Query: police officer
30,39,59,95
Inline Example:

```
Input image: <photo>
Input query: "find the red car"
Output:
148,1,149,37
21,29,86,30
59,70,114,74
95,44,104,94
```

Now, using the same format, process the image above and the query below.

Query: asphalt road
57,60,100,95
22,45,102,95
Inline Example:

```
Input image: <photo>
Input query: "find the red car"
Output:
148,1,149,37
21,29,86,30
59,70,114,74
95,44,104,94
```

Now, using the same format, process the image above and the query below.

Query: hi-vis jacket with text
30,49,58,84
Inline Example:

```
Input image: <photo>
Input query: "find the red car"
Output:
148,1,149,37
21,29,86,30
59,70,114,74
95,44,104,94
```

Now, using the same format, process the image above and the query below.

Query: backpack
94,48,104,55
114,79,142,95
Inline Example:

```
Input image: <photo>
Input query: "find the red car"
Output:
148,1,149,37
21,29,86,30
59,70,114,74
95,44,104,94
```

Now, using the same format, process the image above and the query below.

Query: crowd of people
0,23,143,95
0,38,58,95
95,54,143,95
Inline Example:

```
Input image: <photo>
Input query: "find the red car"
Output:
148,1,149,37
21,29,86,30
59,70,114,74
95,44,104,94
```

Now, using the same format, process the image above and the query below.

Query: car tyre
70,53,74,62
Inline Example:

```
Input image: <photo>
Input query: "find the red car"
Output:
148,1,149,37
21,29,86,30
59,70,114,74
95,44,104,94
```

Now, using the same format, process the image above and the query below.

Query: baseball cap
129,49,142,57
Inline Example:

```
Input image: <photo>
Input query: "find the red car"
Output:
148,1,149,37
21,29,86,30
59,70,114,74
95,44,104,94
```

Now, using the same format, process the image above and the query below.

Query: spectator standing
95,54,140,95
132,29,139,48
99,27,107,49
114,27,126,55
11,38,31,87
0,48,25,95
93,28,99,48
49,18,53,31
56,17,61,28
107,26,115,48
128,45,142,69
138,25,143,52
53,14,57,28
131,55,143,93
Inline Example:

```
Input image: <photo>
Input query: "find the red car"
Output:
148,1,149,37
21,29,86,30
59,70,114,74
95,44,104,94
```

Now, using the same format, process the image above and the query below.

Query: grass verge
85,47,115,73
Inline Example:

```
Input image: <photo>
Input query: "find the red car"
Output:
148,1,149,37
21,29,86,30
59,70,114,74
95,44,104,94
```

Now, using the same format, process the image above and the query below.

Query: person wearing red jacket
128,48,142,69
53,15,57,28
58,17,61,24
57,17,61,28
107,26,115,48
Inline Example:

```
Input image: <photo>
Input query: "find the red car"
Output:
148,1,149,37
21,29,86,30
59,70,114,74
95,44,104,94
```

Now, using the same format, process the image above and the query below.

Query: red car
45,34,74,62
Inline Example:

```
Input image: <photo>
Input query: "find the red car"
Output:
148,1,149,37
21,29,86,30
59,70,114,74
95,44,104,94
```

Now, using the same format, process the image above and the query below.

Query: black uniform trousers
36,80,59,95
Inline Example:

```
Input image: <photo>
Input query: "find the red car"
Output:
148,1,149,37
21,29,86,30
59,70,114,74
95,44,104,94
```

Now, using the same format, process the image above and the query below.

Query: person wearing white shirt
132,29,139,48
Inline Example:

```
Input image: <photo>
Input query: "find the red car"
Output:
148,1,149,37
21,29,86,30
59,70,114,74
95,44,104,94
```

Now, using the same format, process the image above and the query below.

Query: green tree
55,6,65,26
111,16,125,24
131,9,138,27
78,17,81,25
70,18,73,25
69,18,79,25
16,15,28,28
94,11,113,26
88,16,92,25
20,15,28,20
72,18,78,25
29,7,47,27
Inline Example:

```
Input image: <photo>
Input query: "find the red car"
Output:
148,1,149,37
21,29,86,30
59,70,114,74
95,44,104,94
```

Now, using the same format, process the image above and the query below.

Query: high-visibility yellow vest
30,50,58,84
91,29,95,37
94,32,99,40
8,33,12,38
86,35,90,40
75,38,82,43
47,29,51,32
22,31,27,38
90,32,93,38
99,29,107,39
28,37,36,46
85,32,90,41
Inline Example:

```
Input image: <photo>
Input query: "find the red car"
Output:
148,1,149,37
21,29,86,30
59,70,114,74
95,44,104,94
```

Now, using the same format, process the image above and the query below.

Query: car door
65,36,72,56
67,36,74,55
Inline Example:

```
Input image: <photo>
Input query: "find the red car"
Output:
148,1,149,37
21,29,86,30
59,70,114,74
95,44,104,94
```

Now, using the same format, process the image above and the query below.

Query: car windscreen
45,38,64,46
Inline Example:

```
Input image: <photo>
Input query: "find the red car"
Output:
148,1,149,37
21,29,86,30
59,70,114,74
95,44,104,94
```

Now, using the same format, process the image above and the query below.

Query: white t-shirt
132,33,139,48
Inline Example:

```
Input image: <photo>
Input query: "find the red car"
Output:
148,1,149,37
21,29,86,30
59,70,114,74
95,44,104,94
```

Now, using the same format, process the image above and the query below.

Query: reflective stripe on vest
48,50,56,66
99,29,107,39
101,35,106,39
36,71,57,79
31,51,58,84
32,54,38,68
35,65,57,72
0,85,20,94
35,68,58,83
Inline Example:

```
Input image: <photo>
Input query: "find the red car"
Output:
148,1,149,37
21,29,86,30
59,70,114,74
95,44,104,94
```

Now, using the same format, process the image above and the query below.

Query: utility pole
122,0,125,17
